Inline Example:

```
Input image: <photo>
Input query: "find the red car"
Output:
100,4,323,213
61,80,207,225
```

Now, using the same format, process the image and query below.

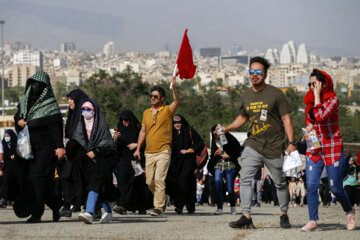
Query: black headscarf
65,89,89,138
171,114,193,155
2,129,17,160
208,125,241,175
72,99,113,152
117,110,141,145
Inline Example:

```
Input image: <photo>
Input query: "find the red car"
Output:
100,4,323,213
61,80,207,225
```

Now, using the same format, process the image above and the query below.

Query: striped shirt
305,96,343,166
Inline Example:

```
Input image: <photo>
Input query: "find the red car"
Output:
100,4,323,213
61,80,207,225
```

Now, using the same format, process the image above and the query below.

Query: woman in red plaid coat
301,69,356,231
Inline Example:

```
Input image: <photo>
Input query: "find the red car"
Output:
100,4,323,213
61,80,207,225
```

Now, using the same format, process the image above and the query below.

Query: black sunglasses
173,121,181,124
308,82,315,88
150,94,159,99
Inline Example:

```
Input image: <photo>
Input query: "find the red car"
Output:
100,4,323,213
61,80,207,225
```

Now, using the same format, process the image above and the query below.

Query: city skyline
0,0,359,56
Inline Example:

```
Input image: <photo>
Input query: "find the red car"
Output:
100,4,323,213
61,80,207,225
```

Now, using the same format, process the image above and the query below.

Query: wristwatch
288,141,296,146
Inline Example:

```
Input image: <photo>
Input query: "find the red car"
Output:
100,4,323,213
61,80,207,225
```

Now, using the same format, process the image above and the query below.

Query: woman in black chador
113,110,152,214
60,89,89,217
166,114,205,214
14,71,65,223
0,130,19,204
73,100,119,224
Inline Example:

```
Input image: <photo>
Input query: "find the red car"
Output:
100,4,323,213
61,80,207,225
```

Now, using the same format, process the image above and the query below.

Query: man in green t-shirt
223,56,296,229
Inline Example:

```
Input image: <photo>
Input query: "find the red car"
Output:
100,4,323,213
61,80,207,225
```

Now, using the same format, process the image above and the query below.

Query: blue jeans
196,194,202,203
85,190,112,214
214,168,236,209
306,150,352,221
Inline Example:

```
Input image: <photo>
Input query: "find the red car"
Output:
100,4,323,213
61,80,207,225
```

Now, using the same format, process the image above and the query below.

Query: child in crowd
234,174,240,206
196,179,205,206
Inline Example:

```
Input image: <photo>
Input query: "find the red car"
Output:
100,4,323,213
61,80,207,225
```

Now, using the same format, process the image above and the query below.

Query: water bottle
217,124,228,145
131,160,144,176
302,128,320,150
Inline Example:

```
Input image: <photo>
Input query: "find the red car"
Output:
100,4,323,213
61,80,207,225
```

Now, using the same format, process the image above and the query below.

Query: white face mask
4,137,11,142
236,178,239,181
82,111,94,120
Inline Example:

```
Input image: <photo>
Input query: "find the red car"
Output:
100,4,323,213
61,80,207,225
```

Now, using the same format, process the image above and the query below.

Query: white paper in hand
283,150,302,172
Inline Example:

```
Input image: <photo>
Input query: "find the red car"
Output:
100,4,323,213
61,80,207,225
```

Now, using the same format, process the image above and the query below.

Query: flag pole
170,64,177,89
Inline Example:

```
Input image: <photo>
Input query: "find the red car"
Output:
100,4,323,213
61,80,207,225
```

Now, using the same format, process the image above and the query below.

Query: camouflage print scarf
19,71,61,121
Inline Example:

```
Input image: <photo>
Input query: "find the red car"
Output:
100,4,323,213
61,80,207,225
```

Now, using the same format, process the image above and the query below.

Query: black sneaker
175,207,183,214
280,214,291,229
26,216,41,223
60,208,72,218
113,204,127,215
138,210,147,215
150,209,162,216
229,215,256,229
53,210,61,222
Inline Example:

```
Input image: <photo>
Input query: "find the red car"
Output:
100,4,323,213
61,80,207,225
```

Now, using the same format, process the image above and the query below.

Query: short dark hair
150,86,166,98
310,69,325,83
249,56,270,73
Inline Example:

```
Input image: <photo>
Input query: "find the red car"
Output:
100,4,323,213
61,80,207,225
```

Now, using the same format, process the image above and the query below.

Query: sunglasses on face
150,94,159,99
173,121,181,124
122,119,129,122
308,81,324,88
308,82,316,88
81,108,93,113
249,70,263,75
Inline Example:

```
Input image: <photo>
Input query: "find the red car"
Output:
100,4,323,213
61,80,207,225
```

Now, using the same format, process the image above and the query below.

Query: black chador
166,114,205,214
14,71,64,223
113,110,153,214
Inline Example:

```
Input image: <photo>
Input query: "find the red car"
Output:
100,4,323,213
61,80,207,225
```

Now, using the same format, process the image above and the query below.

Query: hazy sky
1,0,359,56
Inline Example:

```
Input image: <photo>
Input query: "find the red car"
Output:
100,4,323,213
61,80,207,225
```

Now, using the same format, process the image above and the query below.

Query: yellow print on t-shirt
246,102,268,112
252,123,271,136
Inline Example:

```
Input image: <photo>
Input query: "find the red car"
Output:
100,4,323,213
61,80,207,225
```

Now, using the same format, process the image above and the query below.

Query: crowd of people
0,57,358,231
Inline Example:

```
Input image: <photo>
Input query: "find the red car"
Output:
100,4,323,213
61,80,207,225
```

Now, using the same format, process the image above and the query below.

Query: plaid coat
305,96,343,166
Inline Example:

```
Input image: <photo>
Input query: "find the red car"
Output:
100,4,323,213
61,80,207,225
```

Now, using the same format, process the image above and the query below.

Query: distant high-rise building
280,43,294,64
200,47,221,58
230,45,242,56
7,65,39,87
164,42,170,51
296,44,309,64
61,42,76,53
273,49,280,63
103,41,116,57
13,41,31,51
288,41,296,61
13,50,43,69
265,48,279,64
53,58,67,68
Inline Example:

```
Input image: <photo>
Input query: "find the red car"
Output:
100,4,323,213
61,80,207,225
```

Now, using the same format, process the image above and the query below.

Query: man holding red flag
134,77,180,216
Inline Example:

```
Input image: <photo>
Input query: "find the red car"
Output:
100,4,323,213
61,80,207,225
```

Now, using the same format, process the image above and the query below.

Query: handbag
189,128,208,169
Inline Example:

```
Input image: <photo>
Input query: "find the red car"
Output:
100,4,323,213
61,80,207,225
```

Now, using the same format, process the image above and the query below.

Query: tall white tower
103,41,116,57
280,43,293,64
296,43,309,64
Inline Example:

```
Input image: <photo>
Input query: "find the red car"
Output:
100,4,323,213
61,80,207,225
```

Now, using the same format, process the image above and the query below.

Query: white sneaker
100,212,112,224
213,209,223,215
78,212,93,224
231,207,237,215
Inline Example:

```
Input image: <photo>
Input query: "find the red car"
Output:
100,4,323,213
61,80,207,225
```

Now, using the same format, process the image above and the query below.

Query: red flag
176,29,197,79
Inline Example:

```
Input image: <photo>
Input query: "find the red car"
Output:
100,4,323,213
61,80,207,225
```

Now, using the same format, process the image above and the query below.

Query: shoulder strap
189,128,194,145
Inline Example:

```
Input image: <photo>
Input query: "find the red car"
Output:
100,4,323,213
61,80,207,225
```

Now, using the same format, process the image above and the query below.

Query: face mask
82,111,94,120
236,178,239,181
4,137,10,142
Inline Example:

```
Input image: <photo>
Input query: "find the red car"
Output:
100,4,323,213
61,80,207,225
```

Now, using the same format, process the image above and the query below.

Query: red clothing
305,96,343,166
357,151,360,166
